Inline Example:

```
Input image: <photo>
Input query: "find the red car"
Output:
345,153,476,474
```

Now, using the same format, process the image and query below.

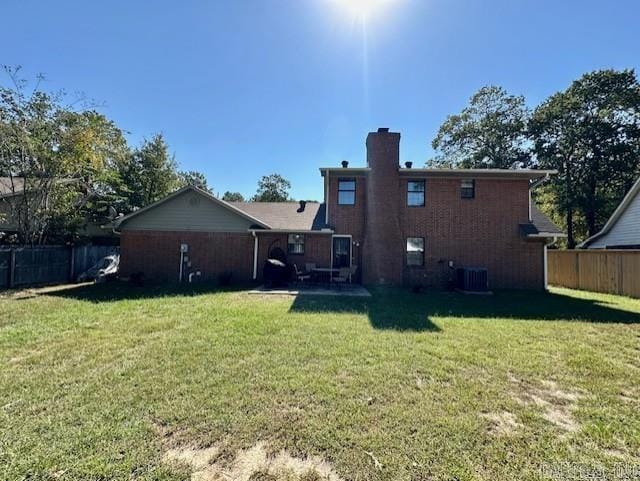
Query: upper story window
461,179,475,199
338,179,356,205
407,180,425,206
406,237,425,266
288,234,305,254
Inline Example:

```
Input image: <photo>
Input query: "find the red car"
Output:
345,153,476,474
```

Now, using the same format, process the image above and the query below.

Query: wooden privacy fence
0,245,119,289
547,249,640,298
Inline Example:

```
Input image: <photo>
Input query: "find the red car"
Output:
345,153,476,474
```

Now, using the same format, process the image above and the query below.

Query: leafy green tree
117,134,180,212
252,174,291,202
55,110,130,236
178,170,211,192
222,191,245,202
0,67,128,244
530,69,640,247
430,86,531,169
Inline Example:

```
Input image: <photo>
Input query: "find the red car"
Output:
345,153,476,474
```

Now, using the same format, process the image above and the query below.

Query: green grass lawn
1,284,639,481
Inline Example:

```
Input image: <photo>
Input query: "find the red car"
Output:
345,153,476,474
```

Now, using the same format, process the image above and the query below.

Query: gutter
529,172,552,190
248,228,334,235
252,231,258,280
526,232,567,238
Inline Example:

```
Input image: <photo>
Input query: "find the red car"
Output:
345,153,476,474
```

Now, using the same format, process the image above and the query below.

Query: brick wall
255,232,331,281
327,174,366,275
120,131,545,290
398,177,544,289
327,175,367,239
120,230,254,283
323,132,545,289
363,130,404,285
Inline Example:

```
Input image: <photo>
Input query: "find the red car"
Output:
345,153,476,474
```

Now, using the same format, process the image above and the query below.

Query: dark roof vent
341,160,349,168
377,127,389,133
297,200,307,212
405,161,413,169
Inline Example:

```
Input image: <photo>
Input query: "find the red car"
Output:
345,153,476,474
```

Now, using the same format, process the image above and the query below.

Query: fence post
9,248,16,288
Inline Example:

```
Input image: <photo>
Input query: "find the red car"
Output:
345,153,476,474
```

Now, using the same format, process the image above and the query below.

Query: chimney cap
377,127,390,133
341,160,349,168
297,200,307,212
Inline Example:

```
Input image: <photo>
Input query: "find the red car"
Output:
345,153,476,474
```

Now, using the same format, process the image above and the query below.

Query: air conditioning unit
456,267,489,292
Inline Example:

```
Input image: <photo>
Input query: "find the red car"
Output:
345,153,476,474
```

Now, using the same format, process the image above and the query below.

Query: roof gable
580,176,640,248
519,205,565,237
116,186,271,232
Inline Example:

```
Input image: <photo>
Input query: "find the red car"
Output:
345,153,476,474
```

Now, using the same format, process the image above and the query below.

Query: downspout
179,249,184,283
529,173,551,222
325,170,330,225
544,236,558,290
531,173,557,290
252,231,258,280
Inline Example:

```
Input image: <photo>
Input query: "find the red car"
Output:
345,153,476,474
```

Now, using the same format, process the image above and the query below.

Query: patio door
332,236,351,269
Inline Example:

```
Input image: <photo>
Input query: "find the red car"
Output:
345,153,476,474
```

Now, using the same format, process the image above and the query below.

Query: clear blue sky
2,0,639,200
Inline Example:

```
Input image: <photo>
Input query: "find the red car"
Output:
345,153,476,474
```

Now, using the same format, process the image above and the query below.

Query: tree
530,69,640,247
222,191,245,202
430,86,531,169
0,67,128,244
178,170,211,192
252,174,291,202
55,110,130,235
117,134,180,212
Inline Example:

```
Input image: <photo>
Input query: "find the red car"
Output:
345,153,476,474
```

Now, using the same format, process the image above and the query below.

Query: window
461,179,475,199
406,237,424,266
407,180,425,206
288,234,305,255
338,179,356,205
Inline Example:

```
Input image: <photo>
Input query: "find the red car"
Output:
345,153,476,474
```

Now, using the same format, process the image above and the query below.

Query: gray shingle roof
520,205,565,237
229,202,328,231
0,177,25,197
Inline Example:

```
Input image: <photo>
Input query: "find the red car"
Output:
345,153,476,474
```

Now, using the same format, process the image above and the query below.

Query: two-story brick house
116,128,563,289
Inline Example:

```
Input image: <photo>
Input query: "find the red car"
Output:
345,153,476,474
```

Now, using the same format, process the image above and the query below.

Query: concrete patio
248,284,371,297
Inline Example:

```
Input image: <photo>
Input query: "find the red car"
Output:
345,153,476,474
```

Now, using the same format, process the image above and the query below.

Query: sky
2,0,639,201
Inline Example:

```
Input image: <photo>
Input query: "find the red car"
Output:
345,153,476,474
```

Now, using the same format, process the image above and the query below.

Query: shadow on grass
39,281,253,303
38,282,640,331
289,287,640,331
289,293,442,332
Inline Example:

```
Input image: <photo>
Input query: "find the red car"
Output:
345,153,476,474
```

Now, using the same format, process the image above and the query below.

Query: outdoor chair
349,265,358,282
332,267,351,289
294,264,311,284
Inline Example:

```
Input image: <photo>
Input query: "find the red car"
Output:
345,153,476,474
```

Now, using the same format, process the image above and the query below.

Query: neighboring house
579,176,640,249
116,128,564,288
0,177,116,244
0,177,26,234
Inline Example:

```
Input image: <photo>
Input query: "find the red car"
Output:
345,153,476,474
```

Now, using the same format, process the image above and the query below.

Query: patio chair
332,267,351,290
293,264,311,284
349,265,358,282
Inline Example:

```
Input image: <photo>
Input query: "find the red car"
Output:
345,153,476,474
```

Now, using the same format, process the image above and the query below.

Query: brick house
116,128,564,288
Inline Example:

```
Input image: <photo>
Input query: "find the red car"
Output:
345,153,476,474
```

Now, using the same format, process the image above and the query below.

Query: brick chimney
363,128,403,285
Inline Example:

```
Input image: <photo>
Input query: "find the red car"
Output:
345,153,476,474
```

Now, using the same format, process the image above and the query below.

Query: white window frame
407,180,425,207
287,233,305,255
461,179,475,199
337,179,356,205
406,237,425,266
